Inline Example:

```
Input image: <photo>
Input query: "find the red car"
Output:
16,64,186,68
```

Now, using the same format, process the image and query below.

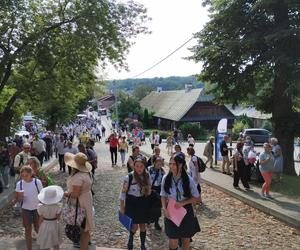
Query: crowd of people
0,113,288,250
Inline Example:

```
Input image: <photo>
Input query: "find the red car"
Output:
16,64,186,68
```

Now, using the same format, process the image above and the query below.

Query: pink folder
167,198,187,227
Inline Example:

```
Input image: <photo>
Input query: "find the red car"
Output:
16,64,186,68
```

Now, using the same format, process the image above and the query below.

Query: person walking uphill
119,157,152,250
64,152,95,250
108,133,119,166
14,166,43,250
148,156,165,230
161,154,200,250
37,185,64,250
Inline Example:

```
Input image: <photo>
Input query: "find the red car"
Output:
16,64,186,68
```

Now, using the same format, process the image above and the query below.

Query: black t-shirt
220,140,228,156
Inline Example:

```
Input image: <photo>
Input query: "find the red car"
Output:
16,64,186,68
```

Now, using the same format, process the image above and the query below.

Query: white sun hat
38,185,64,205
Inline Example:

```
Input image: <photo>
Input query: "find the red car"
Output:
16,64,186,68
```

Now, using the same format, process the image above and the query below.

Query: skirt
148,186,162,222
165,204,200,239
37,220,62,249
125,195,149,224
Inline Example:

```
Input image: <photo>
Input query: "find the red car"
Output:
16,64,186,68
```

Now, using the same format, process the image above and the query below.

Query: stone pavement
140,143,300,228
0,239,124,250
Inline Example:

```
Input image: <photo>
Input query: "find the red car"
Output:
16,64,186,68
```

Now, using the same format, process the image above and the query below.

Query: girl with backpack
15,165,43,250
187,147,202,203
119,157,152,250
161,154,200,250
147,156,165,230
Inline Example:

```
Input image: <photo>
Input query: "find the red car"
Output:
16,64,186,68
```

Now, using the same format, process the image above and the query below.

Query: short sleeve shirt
160,175,199,202
148,166,165,187
119,174,151,201
15,178,43,210
188,156,201,185
259,152,275,173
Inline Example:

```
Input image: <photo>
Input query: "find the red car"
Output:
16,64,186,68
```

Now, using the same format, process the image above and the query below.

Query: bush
159,131,169,139
232,121,249,140
179,123,208,140
261,120,272,132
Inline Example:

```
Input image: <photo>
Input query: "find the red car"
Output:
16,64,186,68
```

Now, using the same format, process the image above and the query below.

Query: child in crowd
15,165,43,250
37,185,64,250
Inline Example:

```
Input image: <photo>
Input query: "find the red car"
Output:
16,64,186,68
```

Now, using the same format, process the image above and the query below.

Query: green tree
133,85,154,101
0,0,148,139
115,92,142,123
190,0,300,175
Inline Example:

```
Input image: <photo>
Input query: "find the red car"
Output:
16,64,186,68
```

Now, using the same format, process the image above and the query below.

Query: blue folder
118,211,133,231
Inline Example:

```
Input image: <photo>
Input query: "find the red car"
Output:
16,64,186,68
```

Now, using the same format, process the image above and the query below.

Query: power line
131,36,194,79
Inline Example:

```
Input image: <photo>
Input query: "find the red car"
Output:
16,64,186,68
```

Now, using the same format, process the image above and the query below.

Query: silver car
242,128,271,144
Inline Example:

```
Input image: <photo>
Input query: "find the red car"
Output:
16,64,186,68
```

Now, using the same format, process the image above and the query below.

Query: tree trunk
0,112,13,141
272,2,296,176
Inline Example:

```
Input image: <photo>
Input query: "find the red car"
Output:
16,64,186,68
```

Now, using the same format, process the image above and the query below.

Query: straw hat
38,185,64,205
64,152,92,173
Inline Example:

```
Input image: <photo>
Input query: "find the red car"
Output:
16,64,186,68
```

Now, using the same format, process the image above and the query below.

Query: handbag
62,197,86,225
64,198,83,243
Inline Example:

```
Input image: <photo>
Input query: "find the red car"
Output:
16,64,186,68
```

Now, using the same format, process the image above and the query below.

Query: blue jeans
120,152,126,164
0,165,9,186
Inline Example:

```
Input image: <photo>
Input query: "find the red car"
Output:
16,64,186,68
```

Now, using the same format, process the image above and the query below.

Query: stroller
249,152,264,183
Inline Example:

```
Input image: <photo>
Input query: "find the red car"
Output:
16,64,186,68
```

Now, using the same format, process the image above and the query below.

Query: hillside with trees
107,76,204,92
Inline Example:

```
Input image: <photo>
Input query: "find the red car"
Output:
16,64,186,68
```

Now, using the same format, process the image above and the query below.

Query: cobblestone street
0,141,299,249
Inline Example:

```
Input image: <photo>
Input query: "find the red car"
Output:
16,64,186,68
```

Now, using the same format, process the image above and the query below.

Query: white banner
217,118,228,133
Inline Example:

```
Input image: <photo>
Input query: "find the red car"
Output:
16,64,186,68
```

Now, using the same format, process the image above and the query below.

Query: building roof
98,94,115,102
140,88,212,121
225,105,272,119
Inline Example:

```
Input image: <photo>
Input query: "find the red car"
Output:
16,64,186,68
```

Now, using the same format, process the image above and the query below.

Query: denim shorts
21,209,39,227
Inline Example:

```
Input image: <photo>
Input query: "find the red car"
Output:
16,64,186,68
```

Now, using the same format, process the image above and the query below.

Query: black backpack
196,156,206,173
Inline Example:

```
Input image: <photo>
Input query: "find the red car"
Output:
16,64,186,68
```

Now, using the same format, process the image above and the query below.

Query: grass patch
269,174,300,200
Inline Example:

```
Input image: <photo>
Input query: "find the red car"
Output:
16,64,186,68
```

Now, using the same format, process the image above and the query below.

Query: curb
201,178,300,229
140,149,300,229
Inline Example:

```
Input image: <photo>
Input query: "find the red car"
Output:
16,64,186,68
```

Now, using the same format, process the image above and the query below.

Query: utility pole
114,80,119,130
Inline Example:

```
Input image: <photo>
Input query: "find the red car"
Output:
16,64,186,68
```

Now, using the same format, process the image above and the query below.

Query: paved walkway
140,143,300,228
0,240,124,250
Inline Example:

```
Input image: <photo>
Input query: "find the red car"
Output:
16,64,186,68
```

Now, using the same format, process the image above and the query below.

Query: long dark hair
163,154,192,198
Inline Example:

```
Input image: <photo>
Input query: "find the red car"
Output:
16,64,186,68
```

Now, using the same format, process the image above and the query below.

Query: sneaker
233,186,240,189
227,172,232,176
266,194,274,199
260,193,267,199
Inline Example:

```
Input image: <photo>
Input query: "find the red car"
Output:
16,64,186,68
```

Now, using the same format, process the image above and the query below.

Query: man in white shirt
64,141,78,175
32,134,46,165
187,134,195,147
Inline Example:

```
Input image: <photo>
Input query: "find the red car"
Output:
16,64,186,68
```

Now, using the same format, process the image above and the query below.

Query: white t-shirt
15,178,43,210
32,140,46,154
188,137,195,145
188,155,201,185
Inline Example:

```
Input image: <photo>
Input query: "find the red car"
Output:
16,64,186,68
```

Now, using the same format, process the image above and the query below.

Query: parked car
242,128,271,144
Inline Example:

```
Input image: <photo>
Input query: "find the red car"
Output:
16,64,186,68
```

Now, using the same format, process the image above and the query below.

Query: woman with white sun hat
37,185,64,250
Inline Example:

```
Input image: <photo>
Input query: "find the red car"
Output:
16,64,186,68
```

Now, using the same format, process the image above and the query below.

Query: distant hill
107,76,204,91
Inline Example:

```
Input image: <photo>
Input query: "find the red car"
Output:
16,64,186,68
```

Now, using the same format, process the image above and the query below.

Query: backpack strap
151,170,160,188
34,178,40,193
126,173,133,195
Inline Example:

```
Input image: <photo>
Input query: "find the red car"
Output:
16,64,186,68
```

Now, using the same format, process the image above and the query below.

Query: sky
105,0,210,80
